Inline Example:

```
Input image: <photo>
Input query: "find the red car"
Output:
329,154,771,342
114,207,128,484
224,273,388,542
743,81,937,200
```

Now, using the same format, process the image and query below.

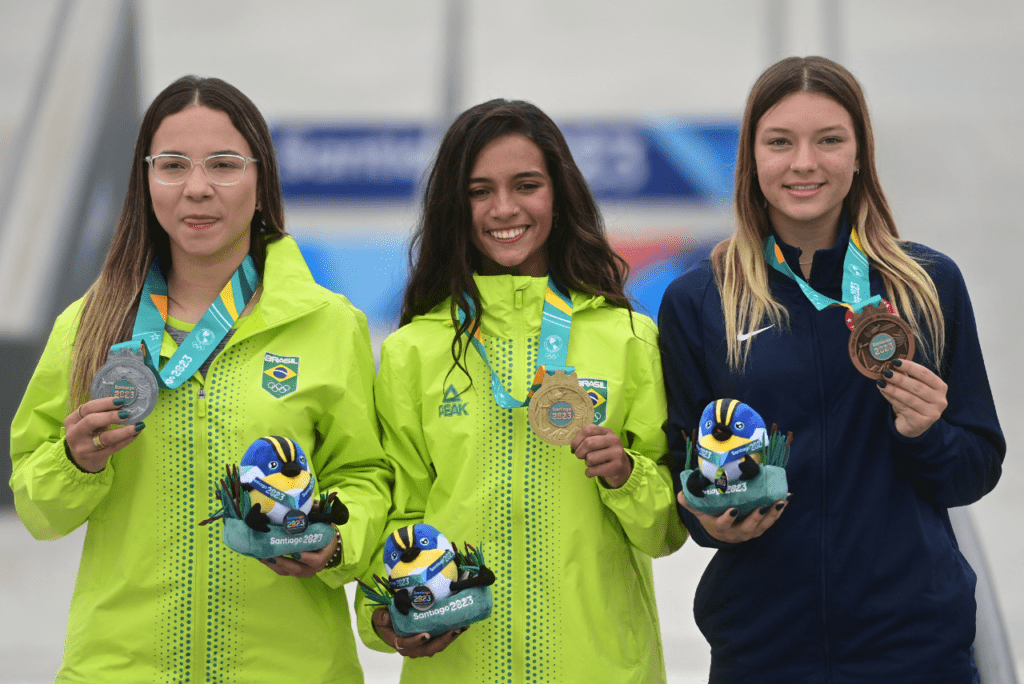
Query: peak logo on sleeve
578,377,608,425
439,384,469,417
263,353,299,398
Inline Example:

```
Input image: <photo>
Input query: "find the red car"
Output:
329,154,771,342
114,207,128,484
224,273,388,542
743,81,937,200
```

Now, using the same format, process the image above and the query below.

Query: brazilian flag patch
262,352,299,398
578,377,608,425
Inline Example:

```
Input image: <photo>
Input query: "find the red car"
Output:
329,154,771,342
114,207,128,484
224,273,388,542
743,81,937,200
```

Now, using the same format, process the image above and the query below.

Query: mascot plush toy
200,436,348,559
359,523,495,637
680,399,792,517
687,399,769,497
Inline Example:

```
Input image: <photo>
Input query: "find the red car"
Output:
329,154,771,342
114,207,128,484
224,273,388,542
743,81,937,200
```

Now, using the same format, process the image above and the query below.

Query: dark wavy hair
400,98,631,378
69,75,286,406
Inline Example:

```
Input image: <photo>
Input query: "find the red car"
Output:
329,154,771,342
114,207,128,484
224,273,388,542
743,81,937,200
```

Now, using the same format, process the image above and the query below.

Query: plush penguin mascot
239,436,347,532
687,399,768,497
385,523,495,615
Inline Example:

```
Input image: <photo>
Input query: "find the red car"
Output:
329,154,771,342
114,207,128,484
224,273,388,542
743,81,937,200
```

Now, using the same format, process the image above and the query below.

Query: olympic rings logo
265,381,293,394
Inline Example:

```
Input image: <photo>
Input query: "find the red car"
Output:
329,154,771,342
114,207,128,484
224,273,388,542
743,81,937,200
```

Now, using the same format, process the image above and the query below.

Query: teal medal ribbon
111,255,260,389
763,227,881,314
457,275,574,409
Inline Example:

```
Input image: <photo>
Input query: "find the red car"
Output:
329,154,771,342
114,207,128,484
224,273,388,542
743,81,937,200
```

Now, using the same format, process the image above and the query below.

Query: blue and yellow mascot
200,436,348,559
359,523,495,637
681,399,792,517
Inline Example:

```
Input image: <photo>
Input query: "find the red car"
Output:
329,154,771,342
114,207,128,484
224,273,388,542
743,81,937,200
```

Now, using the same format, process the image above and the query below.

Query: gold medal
528,370,595,445
848,303,916,379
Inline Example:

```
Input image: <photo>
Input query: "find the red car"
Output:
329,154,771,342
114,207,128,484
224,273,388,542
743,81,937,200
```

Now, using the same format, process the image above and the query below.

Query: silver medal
90,347,160,424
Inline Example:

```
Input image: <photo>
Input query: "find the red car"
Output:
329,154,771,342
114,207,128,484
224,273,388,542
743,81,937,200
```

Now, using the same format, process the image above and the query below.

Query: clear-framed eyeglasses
145,154,258,186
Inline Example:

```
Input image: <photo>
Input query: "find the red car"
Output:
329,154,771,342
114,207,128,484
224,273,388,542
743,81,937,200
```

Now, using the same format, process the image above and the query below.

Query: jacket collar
251,235,328,327
770,212,853,295
158,236,326,359
416,273,606,337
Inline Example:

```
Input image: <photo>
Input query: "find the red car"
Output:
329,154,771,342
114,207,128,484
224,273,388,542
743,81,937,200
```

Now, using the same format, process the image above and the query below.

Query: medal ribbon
457,275,574,409
111,255,260,389
763,227,881,313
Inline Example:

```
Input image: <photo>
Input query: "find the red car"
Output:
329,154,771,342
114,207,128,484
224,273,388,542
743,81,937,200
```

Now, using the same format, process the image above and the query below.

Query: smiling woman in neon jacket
357,98,686,684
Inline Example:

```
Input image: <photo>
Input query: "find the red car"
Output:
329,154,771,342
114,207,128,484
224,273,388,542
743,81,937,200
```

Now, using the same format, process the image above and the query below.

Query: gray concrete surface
2,1,1022,682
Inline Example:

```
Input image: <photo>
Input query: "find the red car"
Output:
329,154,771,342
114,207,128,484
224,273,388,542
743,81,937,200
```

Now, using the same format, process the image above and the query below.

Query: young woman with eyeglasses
10,76,391,683
659,56,1004,683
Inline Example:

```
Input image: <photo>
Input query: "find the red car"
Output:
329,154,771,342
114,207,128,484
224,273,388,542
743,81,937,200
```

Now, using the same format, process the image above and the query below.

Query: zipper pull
515,288,524,309
197,387,207,418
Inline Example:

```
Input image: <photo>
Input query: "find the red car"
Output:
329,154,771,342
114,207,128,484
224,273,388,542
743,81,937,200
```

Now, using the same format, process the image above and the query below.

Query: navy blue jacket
658,223,1004,684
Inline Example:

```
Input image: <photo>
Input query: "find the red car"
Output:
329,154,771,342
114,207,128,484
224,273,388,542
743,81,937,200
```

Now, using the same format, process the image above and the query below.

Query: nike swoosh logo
737,324,774,342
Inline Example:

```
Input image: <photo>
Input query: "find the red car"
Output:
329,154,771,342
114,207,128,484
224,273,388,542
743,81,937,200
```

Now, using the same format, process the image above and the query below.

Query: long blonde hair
716,56,944,372
68,76,286,407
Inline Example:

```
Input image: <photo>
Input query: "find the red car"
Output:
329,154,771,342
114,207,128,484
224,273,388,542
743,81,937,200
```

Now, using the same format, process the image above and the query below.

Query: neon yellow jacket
10,237,391,683
357,274,686,683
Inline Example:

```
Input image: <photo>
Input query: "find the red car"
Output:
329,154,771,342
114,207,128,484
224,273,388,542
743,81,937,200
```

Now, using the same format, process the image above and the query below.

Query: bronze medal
528,370,595,445
847,303,915,379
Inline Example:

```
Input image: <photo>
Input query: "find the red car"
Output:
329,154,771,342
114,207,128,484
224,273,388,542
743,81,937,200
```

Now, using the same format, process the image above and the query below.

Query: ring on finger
77,406,85,420
93,433,106,450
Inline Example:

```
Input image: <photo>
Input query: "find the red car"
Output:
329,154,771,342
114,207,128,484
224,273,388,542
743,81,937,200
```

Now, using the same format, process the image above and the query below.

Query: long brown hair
68,76,286,407
717,56,944,370
401,99,631,378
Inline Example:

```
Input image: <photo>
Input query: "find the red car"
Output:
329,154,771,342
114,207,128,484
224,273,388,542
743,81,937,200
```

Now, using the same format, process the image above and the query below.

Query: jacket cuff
599,448,643,496
317,524,361,589
886,410,942,448
55,437,115,485
356,595,399,653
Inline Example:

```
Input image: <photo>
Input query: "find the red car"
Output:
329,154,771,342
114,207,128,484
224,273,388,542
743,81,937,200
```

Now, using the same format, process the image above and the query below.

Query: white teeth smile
788,184,822,190
490,226,527,240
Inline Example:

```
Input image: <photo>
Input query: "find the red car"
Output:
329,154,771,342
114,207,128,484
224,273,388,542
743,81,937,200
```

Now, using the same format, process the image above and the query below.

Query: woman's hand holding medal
571,424,633,489
876,358,948,438
65,397,145,472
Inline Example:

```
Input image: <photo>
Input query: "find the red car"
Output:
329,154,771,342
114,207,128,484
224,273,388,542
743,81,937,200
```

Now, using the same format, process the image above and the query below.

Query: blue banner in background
295,235,716,332
274,125,435,201
273,120,738,203
298,237,409,326
281,118,737,332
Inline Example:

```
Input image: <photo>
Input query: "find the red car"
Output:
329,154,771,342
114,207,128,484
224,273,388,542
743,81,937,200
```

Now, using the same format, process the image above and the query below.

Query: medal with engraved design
847,302,915,379
528,370,595,445
90,346,160,424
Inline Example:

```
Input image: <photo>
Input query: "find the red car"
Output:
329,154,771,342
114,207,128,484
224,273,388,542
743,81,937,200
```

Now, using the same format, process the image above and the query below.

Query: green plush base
681,465,789,517
223,518,334,559
390,586,493,637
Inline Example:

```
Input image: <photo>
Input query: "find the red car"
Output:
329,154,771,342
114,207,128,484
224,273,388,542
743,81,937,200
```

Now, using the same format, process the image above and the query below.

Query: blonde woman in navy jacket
659,56,1003,684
